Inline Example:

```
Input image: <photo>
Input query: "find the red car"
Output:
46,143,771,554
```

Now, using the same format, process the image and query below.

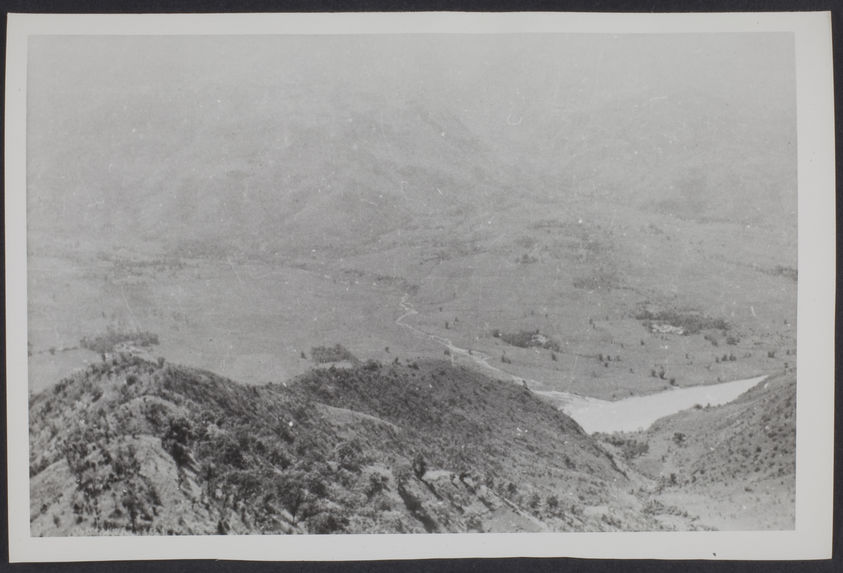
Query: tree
412,453,427,480
163,417,194,467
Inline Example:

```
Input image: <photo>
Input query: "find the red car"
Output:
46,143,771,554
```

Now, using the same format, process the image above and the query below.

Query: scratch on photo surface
226,256,246,287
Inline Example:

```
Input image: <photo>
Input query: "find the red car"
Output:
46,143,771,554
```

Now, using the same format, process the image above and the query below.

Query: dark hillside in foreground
29,355,665,535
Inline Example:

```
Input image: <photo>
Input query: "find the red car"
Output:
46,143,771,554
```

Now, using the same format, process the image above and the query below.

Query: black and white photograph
5,11,835,562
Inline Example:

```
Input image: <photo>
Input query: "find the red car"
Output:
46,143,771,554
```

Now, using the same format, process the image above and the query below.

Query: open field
29,189,796,401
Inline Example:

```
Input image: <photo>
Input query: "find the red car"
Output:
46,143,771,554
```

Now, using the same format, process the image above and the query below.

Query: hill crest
30,354,663,535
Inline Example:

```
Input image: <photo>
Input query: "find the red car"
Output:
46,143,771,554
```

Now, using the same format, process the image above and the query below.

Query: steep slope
618,373,796,529
29,355,664,536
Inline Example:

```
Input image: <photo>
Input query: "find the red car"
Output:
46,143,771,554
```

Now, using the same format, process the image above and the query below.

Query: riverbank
397,292,769,434
537,375,767,434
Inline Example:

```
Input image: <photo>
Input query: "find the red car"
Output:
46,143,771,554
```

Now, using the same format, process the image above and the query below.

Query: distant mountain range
27,40,795,259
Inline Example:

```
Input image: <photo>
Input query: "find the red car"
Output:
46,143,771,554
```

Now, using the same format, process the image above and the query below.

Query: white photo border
5,10,835,563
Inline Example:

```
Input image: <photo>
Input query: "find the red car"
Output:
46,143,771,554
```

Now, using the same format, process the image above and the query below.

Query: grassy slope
618,373,796,530
30,355,665,536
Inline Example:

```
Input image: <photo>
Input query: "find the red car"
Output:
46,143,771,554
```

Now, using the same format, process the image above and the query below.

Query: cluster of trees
765,265,798,281
492,329,561,352
649,366,676,385
597,353,621,368
598,434,650,459
636,309,729,335
310,344,357,364
80,328,159,355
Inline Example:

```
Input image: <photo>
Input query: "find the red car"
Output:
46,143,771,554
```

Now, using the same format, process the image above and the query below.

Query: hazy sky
29,33,795,127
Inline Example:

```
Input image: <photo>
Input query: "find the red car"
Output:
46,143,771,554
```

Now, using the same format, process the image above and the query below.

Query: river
396,294,766,434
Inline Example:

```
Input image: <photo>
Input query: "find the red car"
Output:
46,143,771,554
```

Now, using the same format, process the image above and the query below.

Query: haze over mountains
28,34,796,254
26,33,798,534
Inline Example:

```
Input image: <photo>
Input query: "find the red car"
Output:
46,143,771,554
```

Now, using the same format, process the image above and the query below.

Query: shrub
305,510,348,534
336,440,364,472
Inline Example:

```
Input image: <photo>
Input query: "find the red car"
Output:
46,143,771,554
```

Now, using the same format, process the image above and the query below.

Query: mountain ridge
30,354,672,535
